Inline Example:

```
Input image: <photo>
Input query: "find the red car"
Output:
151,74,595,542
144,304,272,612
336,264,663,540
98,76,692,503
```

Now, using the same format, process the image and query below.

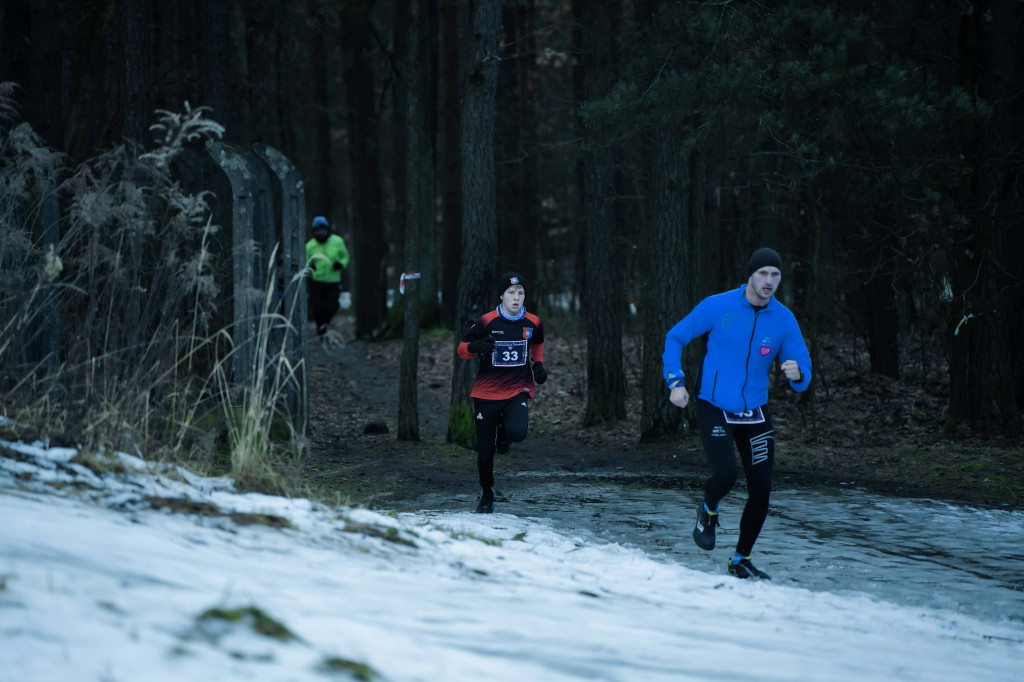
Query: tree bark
416,0,439,319
398,0,422,441
639,130,688,442
448,0,501,447
948,0,1022,435
30,0,65,151
309,1,333,219
341,3,389,339
438,0,463,329
851,268,900,379
200,0,248,142
497,0,539,283
117,0,150,147
577,0,626,425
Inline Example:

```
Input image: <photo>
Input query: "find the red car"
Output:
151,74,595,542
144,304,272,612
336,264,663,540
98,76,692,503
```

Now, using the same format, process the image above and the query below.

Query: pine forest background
1,1,1021,487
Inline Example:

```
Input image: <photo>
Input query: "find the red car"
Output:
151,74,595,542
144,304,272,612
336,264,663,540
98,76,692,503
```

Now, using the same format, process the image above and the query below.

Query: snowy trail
440,478,1024,623
2,439,1022,682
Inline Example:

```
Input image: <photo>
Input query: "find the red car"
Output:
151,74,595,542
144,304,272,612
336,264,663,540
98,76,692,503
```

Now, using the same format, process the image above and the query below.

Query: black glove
532,361,547,385
332,261,343,271
466,336,496,355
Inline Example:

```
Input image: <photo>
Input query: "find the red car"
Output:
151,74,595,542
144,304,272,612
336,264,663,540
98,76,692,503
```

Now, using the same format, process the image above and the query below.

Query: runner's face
500,285,525,314
749,267,781,302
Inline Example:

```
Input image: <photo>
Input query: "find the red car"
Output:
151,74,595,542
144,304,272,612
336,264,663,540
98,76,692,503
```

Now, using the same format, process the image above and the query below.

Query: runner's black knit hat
497,272,526,298
746,248,783,277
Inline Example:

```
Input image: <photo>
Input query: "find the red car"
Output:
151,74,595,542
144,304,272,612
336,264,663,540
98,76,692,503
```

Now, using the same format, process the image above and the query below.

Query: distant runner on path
662,247,812,580
305,216,350,336
457,272,547,514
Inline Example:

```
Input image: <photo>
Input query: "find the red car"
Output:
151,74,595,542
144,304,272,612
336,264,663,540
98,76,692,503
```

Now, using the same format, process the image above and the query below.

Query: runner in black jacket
457,272,547,513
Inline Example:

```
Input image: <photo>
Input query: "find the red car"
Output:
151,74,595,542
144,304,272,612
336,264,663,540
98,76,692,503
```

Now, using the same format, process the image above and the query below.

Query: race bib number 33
492,340,528,367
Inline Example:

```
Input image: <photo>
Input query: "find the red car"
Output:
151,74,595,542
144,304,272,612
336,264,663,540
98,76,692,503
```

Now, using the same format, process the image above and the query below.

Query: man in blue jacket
663,247,811,580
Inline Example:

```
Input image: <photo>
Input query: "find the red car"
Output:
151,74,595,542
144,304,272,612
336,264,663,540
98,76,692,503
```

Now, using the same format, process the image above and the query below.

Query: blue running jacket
662,285,812,413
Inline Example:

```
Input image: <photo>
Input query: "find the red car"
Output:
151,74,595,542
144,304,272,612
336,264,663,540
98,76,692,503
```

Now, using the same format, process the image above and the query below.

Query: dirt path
298,316,1022,510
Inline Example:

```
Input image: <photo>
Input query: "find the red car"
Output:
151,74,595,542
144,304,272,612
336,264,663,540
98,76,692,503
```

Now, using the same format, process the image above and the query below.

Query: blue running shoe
693,504,718,550
728,556,771,580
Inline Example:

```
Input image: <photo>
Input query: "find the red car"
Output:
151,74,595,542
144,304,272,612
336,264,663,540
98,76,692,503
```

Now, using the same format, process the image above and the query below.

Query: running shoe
475,487,495,514
692,504,718,550
727,556,771,580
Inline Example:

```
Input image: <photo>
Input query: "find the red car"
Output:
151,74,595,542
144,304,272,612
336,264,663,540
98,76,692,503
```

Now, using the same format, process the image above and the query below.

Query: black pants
697,399,775,557
473,395,529,490
308,280,340,330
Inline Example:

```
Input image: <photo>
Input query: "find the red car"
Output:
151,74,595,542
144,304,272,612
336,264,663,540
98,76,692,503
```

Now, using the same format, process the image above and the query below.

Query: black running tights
473,395,529,489
697,399,775,557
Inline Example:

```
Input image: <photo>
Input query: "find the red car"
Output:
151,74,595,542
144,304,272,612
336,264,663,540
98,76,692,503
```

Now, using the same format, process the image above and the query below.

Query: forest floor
297,313,1023,512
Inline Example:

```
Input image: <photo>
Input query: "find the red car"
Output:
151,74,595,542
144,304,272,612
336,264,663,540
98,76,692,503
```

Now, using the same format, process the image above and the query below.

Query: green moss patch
316,656,380,680
342,521,417,547
196,605,297,642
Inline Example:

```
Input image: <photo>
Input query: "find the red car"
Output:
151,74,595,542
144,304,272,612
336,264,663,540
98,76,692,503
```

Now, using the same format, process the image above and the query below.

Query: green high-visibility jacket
305,235,350,284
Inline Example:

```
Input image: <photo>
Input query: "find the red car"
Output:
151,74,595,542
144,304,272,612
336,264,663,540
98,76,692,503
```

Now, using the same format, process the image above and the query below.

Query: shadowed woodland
1,1,1021,494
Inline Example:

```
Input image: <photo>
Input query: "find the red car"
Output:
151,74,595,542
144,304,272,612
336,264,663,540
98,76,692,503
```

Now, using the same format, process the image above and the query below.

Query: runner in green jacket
305,216,350,335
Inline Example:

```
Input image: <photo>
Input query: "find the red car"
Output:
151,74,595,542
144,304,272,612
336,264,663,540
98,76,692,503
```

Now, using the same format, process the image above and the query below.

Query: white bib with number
723,406,765,424
492,339,528,367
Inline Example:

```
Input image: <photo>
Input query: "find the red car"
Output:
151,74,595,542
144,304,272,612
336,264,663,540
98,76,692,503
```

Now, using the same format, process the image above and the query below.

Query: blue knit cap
312,216,329,229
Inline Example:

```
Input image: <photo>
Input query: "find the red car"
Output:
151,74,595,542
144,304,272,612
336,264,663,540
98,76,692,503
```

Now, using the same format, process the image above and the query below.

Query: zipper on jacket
740,307,761,412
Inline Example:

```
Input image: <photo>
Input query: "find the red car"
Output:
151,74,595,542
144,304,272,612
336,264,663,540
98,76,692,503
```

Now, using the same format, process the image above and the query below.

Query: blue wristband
665,371,685,390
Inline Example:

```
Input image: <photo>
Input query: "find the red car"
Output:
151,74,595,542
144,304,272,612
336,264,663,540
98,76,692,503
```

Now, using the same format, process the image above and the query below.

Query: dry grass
1,88,303,492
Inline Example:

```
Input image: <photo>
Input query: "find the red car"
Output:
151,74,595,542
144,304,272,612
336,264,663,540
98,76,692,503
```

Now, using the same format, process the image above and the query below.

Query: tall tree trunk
448,0,501,447
577,0,626,425
398,0,422,441
0,2,31,105
417,0,439,319
200,0,248,141
341,4,388,339
852,267,899,379
248,0,280,145
439,0,463,329
63,0,111,158
30,0,65,151
393,0,410,273
639,130,688,442
949,0,1021,435
309,1,332,218
497,0,539,283
117,0,150,147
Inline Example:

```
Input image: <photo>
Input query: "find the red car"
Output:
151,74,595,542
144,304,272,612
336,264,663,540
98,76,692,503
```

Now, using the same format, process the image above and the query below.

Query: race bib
492,339,528,367
723,407,765,424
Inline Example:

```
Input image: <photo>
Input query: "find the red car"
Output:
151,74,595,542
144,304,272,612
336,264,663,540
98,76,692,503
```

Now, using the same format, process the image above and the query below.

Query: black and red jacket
457,307,545,401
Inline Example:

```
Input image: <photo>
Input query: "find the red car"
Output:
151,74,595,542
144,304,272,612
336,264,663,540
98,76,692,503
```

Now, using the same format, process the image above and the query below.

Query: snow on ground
1,432,1021,682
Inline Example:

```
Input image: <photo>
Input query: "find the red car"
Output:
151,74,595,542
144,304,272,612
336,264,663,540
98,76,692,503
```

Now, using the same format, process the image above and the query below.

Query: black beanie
746,248,783,277
497,271,526,298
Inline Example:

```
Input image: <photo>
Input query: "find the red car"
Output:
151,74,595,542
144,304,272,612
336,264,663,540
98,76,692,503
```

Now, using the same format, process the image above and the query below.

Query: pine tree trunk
948,0,1021,435
398,0,422,442
578,0,626,425
341,6,389,339
639,130,688,442
30,0,64,150
438,0,463,329
448,0,501,447
309,0,332,220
